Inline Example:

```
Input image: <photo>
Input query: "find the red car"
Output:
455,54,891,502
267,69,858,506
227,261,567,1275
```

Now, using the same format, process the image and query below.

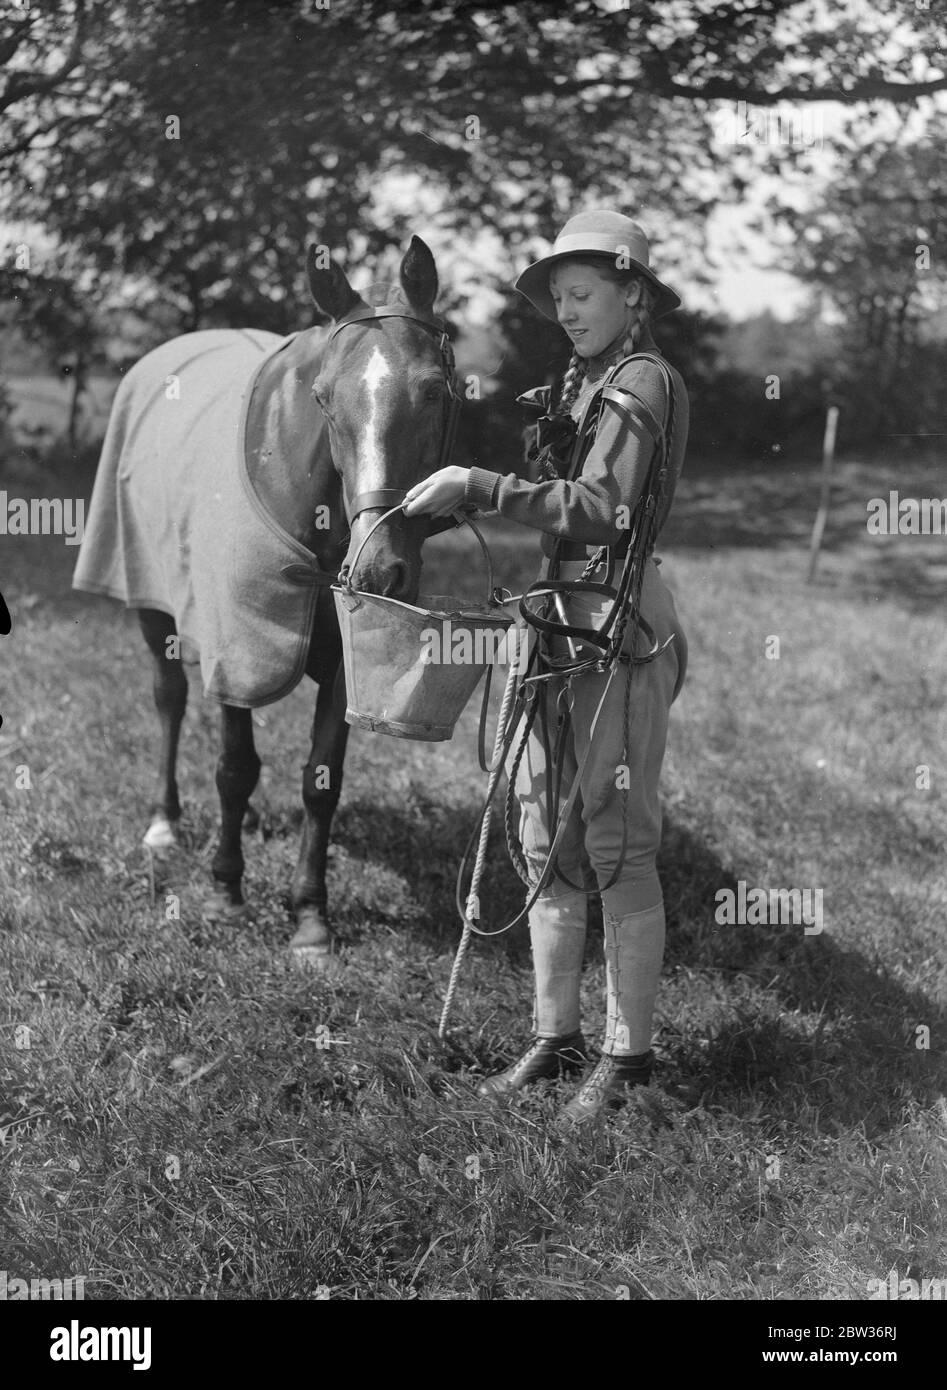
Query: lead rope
438,649,523,1038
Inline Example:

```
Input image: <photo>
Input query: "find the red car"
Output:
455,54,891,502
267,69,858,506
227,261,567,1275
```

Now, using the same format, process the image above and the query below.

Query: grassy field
0,443,945,1301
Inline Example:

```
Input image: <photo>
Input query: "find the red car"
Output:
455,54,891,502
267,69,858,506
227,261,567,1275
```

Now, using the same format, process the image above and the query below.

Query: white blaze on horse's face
357,343,391,481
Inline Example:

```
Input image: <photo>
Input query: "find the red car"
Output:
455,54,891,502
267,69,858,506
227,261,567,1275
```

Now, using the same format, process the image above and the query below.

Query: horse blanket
73,329,331,708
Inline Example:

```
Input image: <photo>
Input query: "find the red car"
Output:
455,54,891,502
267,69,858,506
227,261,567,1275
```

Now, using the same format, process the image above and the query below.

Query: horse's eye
423,382,444,406
312,378,330,411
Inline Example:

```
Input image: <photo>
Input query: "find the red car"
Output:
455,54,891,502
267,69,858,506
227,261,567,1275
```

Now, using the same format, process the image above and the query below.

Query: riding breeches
513,558,687,1054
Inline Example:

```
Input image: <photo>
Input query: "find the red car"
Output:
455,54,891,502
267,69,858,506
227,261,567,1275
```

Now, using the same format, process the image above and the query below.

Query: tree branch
0,0,87,115
564,70,947,106
0,106,103,163
657,72,947,105
0,14,34,69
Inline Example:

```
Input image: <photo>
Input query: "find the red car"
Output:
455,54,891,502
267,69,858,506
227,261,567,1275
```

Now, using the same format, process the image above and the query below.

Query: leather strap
557,538,629,561
328,306,446,342
346,488,409,524
519,580,618,652
530,350,675,669
598,384,666,452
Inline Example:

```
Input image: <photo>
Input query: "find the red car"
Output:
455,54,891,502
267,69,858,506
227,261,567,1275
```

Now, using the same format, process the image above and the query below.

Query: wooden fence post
806,406,840,584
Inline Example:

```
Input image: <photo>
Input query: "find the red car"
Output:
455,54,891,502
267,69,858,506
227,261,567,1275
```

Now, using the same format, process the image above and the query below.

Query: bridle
326,306,463,531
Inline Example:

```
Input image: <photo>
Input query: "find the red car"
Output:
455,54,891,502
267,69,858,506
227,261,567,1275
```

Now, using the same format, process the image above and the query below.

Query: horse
72,235,459,964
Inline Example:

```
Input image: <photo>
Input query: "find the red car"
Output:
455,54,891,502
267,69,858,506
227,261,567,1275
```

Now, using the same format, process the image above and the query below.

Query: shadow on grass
321,796,946,1136
658,817,947,1136
327,790,535,967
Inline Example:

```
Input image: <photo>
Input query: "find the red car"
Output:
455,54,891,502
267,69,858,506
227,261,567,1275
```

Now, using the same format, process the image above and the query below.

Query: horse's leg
138,609,187,851
289,663,349,962
209,705,261,916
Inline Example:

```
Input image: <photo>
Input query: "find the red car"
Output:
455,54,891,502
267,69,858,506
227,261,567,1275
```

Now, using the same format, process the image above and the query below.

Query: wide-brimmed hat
514,209,682,321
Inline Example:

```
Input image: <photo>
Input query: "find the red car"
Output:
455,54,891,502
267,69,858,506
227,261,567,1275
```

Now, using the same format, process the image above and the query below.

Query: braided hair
555,349,589,418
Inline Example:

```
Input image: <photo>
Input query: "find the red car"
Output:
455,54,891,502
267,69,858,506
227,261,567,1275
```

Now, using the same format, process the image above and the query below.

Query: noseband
326,306,463,528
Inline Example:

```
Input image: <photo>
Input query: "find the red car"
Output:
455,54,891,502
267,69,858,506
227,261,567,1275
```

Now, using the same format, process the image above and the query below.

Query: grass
0,442,945,1300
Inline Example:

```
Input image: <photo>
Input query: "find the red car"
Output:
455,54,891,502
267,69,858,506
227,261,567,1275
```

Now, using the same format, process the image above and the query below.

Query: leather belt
557,538,630,562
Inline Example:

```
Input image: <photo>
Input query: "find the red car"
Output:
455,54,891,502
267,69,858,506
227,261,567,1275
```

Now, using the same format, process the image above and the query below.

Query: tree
0,253,110,454
768,112,947,436
0,0,88,118
2,0,944,338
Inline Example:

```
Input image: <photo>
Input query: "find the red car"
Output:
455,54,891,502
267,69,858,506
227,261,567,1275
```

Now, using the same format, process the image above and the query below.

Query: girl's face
548,260,642,359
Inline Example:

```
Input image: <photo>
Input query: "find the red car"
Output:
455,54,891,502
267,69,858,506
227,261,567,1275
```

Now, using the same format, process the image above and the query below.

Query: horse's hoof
143,816,179,852
289,909,334,969
200,886,248,923
291,945,335,973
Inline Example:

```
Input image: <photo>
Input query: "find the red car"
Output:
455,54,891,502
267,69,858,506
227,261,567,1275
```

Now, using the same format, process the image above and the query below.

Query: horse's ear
399,235,438,316
306,245,361,321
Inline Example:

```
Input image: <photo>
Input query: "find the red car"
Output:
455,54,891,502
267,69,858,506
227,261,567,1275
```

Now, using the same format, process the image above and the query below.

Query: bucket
332,508,515,740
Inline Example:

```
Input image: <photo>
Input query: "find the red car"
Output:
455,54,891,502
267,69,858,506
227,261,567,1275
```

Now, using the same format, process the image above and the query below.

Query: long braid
617,280,656,359
523,348,587,483
555,348,588,417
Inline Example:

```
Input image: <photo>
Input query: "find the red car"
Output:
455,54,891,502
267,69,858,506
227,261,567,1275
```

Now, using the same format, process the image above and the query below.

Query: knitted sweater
465,352,689,556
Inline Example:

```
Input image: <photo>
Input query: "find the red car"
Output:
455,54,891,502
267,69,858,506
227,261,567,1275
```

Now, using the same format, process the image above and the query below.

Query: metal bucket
332,509,515,740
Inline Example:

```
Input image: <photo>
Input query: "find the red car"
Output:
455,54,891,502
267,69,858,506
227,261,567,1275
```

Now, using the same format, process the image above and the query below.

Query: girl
404,209,689,1125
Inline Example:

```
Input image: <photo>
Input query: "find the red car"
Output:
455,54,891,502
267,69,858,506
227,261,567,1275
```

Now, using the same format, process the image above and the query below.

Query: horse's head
307,236,458,602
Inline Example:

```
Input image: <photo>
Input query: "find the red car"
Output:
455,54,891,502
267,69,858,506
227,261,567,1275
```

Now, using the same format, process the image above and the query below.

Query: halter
326,306,463,528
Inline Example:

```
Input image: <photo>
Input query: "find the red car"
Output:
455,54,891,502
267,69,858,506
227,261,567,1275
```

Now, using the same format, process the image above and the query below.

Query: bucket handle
339,505,501,607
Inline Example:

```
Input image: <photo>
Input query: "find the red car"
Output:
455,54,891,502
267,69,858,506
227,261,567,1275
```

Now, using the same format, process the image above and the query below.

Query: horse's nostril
383,562,408,598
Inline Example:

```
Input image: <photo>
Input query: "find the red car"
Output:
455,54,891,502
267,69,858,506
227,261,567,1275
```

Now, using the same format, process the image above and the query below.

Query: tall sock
529,890,588,1037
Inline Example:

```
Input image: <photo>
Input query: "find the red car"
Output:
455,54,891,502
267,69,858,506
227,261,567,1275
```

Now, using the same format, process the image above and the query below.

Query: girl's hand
403,466,470,518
